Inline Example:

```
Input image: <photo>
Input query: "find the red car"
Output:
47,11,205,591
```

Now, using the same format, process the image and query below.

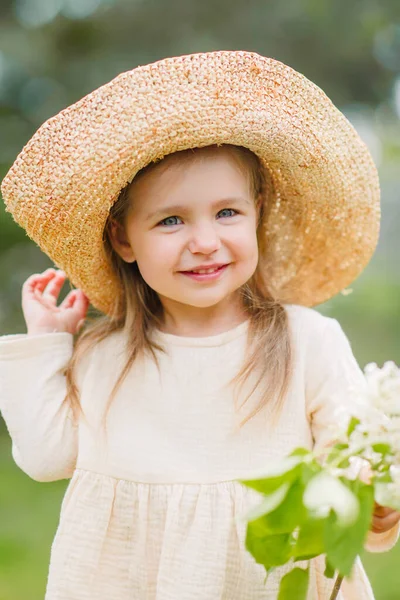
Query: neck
157,293,248,337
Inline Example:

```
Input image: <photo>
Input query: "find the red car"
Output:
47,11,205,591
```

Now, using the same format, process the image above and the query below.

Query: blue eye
158,209,238,227
158,216,182,226
218,208,238,218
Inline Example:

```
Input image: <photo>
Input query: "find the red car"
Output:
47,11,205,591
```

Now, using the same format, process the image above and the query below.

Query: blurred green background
0,0,400,598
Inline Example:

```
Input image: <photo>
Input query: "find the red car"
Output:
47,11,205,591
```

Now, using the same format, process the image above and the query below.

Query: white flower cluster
375,464,400,511
327,361,400,509
364,361,400,416
349,362,400,462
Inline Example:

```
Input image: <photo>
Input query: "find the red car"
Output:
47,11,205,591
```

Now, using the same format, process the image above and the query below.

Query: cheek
135,235,179,274
228,223,259,260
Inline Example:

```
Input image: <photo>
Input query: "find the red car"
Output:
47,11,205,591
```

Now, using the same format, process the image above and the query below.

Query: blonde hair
63,144,293,434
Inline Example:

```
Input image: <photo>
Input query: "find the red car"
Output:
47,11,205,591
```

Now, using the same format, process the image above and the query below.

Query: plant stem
329,574,344,600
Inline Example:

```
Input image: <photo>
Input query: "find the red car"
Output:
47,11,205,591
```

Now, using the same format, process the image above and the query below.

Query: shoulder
73,328,126,381
88,328,126,363
282,303,352,358
283,304,361,375
283,303,337,337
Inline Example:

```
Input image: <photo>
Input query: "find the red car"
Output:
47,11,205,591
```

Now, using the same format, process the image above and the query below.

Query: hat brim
1,50,380,315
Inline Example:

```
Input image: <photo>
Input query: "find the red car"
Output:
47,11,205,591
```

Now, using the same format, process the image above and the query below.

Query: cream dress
0,304,397,599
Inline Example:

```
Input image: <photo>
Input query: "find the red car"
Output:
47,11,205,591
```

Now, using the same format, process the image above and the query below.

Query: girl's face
109,152,260,313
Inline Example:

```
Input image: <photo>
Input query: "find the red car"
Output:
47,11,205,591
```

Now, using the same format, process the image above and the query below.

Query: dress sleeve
0,332,77,482
305,316,367,451
305,315,399,552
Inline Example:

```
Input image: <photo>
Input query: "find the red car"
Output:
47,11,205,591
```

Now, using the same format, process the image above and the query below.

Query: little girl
0,50,399,600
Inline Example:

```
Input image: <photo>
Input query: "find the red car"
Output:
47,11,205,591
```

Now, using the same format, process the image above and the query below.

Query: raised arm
0,332,77,481
0,268,89,482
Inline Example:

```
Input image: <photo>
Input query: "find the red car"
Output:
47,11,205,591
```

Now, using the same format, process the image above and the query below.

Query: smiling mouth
184,266,224,274
178,264,229,281
181,264,229,274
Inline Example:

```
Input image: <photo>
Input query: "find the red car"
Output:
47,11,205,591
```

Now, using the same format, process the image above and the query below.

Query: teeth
193,267,219,274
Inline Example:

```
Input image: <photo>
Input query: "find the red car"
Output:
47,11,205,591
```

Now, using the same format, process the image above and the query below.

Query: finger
23,269,58,295
42,271,67,300
72,289,90,315
371,510,400,533
59,290,78,309
373,503,393,518
60,289,89,315
23,269,52,287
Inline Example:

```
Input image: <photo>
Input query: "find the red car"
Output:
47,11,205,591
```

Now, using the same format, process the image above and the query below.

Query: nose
187,222,222,254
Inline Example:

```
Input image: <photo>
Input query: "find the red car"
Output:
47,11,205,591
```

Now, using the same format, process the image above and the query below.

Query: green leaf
303,472,359,526
334,443,350,451
326,443,349,465
374,469,392,483
300,461,322,486
277,567,309,600
293,518,325,561
289,448,312,458
324,481,374,576
331,442,350,454
371,443,392,457
347,416,360,436
238,455,304,495
245,524,292,570
324,559,335,579
255,480,308,535
244,483,291,521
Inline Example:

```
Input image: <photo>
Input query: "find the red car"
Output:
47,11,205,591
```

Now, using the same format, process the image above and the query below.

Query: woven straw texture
1,50,380,315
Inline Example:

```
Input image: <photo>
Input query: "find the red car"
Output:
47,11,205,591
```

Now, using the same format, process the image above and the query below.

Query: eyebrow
145,196,252,222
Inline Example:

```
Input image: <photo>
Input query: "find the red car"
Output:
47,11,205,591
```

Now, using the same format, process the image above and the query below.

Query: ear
108,219,136,263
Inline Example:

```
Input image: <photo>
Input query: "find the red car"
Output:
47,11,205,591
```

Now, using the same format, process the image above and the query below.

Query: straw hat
1,50,380,316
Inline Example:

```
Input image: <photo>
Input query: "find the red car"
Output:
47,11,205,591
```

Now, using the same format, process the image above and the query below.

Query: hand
370,502,400,534
22,268,90,336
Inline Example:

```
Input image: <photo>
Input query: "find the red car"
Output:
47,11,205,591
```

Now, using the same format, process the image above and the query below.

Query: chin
186,300,223,308
175,292,235,309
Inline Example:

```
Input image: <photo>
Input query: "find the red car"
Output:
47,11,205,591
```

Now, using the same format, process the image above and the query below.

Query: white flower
303,472,360,526
363,361,400,416
319,361,400,514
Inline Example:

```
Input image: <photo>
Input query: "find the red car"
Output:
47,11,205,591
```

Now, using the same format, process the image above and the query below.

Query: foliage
239,361,400,599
